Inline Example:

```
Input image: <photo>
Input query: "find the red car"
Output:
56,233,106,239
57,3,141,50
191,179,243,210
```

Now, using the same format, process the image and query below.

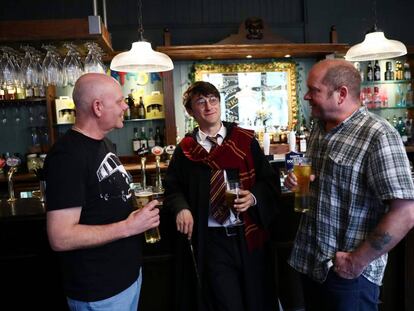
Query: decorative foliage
295,61,306,129
187,62,196,85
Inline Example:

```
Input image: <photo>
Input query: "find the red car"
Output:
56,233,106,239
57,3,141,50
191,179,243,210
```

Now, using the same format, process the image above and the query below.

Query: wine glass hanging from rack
0,42,107,100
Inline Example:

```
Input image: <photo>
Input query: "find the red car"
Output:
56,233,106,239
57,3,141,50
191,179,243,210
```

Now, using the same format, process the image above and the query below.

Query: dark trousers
204,226,246,311
301,270,380,311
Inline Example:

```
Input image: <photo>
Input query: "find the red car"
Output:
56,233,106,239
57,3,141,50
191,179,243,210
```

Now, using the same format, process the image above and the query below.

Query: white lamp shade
345,31,407,61
110,41,174,73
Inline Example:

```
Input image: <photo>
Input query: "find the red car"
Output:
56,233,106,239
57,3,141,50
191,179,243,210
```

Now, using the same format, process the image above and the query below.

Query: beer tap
164,145,176,165
137,145,149,190
151,146,164,193
6,156,21,203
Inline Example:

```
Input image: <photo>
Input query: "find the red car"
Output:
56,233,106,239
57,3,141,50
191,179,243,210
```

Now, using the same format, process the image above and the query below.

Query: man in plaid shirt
285,59,414,311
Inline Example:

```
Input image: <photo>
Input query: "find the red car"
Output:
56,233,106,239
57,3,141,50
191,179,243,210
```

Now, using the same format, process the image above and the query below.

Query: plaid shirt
289,106,414,285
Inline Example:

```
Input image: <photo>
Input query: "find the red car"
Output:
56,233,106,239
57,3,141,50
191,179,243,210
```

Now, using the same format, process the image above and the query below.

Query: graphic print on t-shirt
96,152,133,202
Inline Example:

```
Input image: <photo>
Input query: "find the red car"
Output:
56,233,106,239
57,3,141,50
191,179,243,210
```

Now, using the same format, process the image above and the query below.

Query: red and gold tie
208,136,229,223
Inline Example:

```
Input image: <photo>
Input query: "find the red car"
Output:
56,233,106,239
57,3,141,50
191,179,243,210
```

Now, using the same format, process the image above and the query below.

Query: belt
208,225,243,237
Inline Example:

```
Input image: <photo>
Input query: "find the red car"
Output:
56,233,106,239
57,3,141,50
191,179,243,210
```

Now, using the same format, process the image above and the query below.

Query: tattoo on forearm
369,231,392,251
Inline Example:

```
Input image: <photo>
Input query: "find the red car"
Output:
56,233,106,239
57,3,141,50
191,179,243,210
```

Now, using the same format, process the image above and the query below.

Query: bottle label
133,140,140,151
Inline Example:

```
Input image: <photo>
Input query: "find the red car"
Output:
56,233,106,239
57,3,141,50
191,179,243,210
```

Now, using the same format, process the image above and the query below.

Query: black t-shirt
45,129,142,301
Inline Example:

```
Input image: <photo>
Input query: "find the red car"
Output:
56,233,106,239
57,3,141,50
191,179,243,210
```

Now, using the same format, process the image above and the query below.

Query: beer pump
6,156,21,203
164,145,176,165
151,146,164,193
137,146,149,190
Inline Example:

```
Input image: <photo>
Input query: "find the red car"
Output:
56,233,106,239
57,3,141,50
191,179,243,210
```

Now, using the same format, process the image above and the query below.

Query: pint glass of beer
143,191,164,243
144,227,161,244
293,157,311,213
135,188,161,243
226,180,243,225
134,188,153,210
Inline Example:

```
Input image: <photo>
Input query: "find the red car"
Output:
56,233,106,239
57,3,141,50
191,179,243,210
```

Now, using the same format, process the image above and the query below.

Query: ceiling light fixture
345,1,406,61
110,0,174,73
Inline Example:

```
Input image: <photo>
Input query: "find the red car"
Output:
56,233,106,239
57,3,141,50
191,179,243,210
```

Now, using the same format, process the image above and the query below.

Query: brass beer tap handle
151,146,164,193
6,156,21,203
140,156,147,190
7,167,18,202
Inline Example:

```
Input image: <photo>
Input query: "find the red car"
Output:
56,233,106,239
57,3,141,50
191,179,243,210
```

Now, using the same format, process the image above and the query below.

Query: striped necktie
207,135,229,224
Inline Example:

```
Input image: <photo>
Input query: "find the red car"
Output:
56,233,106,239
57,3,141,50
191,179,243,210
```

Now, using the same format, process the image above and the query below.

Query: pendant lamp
345,25,407,61
345,0,406,62
110,0,173,73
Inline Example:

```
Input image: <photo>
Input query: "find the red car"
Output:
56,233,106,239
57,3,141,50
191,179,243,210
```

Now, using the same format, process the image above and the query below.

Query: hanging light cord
365,0,379,33
138,0,144,41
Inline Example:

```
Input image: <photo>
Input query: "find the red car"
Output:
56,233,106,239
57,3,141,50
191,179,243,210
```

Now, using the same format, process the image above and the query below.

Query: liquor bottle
392,115,398,128
366,87,373,108
404,62,411,80
397,117,408,144
128,92,139,119
366,61,373,81
395,61,403,80
406,84,413,107
139,127,148,149
360,87,366,106
132,127,140,152
138,96,146,119
147,128,155,148
373,86,382,108
297,126,307,153
384,61,394,81
381,89,388,107
374,60,381,81
124,97,131,120
154,126,163,146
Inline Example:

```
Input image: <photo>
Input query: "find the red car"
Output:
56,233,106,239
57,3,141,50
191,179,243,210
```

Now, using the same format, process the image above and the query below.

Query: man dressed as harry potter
164,81,280,311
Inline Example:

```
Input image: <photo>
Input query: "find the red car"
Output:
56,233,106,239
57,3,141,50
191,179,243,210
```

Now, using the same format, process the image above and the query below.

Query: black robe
164,122,281,311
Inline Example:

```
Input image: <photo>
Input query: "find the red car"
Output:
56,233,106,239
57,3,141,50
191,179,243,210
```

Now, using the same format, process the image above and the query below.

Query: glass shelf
368,106,414,110
362,79,412,86
124,118,165,122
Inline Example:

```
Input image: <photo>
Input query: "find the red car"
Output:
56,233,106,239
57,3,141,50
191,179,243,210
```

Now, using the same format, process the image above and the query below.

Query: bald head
72,73,120,113
312,59,361,101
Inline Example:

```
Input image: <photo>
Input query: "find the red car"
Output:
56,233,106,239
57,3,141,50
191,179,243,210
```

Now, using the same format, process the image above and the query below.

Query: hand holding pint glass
135,188,163,243
293,157,311,213
145,192,164,243
226,180,243,225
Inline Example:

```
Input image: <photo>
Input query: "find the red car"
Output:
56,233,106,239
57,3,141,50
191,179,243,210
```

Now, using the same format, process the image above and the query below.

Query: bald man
284,59,414,310
44,73,160,311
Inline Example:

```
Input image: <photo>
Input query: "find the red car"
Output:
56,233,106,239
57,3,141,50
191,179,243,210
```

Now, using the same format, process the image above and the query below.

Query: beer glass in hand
143,192,164,243
293,157,311,213
226,180,243,225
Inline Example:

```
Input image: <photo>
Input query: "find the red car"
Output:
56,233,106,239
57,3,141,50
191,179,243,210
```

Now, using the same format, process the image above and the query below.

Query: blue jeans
301,270,380,311
67,268,143,311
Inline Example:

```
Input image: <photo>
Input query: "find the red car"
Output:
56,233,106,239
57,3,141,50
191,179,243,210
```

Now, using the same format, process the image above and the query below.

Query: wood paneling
157,43,350,60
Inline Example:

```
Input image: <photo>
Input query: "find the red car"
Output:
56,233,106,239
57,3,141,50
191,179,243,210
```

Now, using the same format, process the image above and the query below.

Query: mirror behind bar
194,62,297,131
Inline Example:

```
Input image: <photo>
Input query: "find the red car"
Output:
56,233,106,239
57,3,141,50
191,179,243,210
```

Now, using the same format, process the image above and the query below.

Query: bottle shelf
53,118,165,126
0,98,46,105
